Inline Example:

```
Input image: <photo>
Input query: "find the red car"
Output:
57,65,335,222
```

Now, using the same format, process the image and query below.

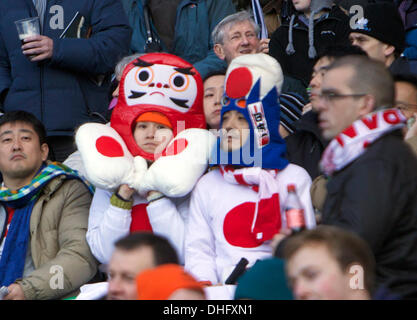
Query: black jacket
269,5,350,86
285,110,328,179
322,130,417,299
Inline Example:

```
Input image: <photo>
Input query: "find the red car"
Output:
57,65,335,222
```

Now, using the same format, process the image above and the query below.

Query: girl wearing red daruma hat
75,53,216,265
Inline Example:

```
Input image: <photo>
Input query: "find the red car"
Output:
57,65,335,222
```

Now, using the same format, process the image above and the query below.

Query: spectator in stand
285,44,367,180
212,11,307,137
348,2,411,74
120,0,235,80
269,0,350,89
64,53,143,177
310,55,417,298
184,54,315,292
310,70,417,217
393,73,417,154
283,226,382,300
0,0,132,162
75,232,179,300
0,111,97,300
80,53,213,266
203,71,226,130
212,11,268,65
107,233,179,300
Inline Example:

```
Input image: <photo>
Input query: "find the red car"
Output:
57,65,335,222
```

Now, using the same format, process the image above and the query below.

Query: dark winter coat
285,110,328,179
322,130,417,299
0,0,132,136
269,5,350,86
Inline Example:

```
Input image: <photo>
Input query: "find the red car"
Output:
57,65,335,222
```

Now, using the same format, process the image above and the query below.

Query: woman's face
133,122,173,155
203,75,225,129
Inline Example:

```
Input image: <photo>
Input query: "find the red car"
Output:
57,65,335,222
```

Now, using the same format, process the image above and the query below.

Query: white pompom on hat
225,53,284,100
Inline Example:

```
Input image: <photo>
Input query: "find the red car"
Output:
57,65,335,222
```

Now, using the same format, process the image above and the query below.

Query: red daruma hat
110,53,206,161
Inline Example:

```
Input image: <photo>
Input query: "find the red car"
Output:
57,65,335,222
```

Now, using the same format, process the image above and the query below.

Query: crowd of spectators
1,0,417,301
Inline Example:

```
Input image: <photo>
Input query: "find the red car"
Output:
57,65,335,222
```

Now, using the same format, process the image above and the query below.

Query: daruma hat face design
111,53,206,161
123,62,198,112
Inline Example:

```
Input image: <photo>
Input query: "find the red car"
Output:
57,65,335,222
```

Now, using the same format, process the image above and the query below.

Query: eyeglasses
317,92,367,102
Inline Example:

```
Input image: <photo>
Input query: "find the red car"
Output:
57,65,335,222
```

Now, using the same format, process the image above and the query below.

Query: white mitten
75,123,147,191
138,128,216,198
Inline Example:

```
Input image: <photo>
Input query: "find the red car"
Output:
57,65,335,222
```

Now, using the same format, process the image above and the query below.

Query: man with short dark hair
283,225,375,300
79,232,178,300
393,73,417,152
285,44,367,180
0,111,97,300
315,55,417,298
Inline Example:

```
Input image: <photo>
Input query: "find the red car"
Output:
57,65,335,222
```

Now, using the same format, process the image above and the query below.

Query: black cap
349,2,405,53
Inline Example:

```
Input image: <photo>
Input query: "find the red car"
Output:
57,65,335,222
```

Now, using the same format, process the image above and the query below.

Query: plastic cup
15,17,40,44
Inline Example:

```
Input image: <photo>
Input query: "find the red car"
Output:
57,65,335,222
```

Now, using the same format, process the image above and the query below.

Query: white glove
138,128,216,198
75,123,147,191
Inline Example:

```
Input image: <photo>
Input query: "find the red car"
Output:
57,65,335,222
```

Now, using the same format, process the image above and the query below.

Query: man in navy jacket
121,0,235,80
0,0,132,161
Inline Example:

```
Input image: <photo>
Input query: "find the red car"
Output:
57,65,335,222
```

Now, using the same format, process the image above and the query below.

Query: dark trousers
47,136,77,163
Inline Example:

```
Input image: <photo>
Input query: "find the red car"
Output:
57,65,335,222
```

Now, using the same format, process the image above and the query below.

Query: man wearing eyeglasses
315,54,417,299
393,73,417,155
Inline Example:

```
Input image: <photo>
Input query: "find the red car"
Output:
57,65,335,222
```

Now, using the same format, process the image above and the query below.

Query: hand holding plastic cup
15,17,40,44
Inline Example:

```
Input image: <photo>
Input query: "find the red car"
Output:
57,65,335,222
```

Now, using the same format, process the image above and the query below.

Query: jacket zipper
173,0,196,54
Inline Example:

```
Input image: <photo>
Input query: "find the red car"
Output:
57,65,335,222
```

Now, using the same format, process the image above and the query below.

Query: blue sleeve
0,28,11,102
193,0,236,79
49,0,132,75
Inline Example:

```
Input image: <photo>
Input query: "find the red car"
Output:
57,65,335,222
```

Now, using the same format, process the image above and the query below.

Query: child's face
133,121,173,155
292,0,311,12
220,110,250,152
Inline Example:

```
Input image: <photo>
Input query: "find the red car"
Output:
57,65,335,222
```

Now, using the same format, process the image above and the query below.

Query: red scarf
320,109,406,176
130,204,153,232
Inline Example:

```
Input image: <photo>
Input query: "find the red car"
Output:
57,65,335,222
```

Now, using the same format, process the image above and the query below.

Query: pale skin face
214,20,260,64
349,33,395,67
395,81,417,120
133,121,173,155
220,110,250,152
315,66,373,140
203,75,225,129
0,122,48,190
286,244,370,300
107,247,155,300
309,56,333,111
395,81,417,139
117,121,173,200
